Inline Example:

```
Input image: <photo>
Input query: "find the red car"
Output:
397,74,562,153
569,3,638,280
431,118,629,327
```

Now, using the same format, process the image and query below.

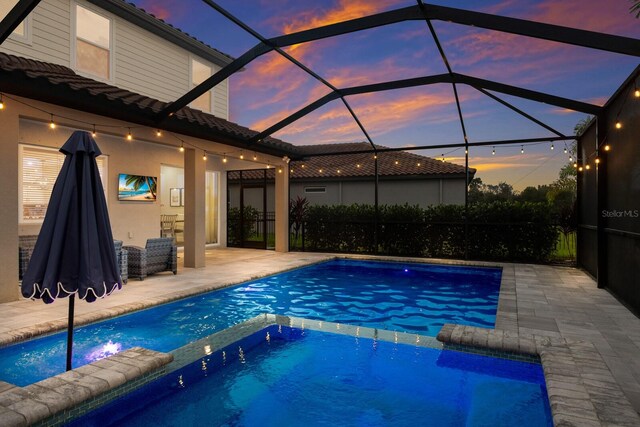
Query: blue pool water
0,259,501,386
72,325,552,427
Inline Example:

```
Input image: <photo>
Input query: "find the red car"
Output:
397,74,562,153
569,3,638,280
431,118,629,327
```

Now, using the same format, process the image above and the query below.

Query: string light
569,156,573,162
126,128,132,141
615,120,622,129
573,163,578,168
563,147,567,154
203,152,207,161
465,149,468,154
394,160,399,165
253,153,257,161
595,157,600,164
337,169,341,174
492,146,495,156
373,154,377,159
179,142,185,152
520,146,524,154
156,129,162,137
635,84,640,98
49,114,56,129
240,152,244,160
417,162,421,166
550,144,554,150
318,168,323,173
441,154,445,162
278,168,282,173
222,154,228,163
585,164,591,170
301,164,305,168
0,94,4,110
604,144,610,151
356,164,361,168
92,125,97,137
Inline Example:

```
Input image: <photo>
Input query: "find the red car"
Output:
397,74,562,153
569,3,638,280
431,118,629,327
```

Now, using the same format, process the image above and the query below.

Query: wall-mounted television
118,174,157,202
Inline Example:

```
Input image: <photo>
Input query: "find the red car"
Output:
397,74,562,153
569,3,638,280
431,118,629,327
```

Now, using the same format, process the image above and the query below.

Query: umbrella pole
66,294,75,371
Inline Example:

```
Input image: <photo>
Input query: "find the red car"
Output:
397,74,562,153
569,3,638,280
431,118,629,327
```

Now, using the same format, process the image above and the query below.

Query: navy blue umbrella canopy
21,131,122,304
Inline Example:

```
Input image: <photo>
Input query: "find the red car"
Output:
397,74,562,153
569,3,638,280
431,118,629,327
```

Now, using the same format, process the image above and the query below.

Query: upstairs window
20,145,107,222
0,0,31,42
75,4,111,80
191,58,212,113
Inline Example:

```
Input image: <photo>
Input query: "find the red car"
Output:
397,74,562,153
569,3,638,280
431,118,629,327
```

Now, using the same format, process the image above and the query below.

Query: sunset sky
131,0,639,190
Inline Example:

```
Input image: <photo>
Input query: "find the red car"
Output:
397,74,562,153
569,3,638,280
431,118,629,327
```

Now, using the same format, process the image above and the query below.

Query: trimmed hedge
300,202,558,262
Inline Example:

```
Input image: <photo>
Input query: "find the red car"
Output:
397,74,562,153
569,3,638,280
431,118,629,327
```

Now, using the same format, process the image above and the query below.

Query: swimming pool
70,321,552,427
0,259,501,386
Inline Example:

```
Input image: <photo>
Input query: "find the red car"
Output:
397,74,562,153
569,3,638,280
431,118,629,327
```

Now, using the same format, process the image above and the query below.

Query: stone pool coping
437,324,640,427
0,347,172,427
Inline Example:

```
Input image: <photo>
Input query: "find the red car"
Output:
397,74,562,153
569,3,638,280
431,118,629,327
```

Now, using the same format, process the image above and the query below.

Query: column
274,163,289,252
183,148,206,268
0,106,20,302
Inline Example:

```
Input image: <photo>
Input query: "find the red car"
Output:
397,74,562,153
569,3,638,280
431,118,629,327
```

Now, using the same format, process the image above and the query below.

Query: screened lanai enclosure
1,1,639,313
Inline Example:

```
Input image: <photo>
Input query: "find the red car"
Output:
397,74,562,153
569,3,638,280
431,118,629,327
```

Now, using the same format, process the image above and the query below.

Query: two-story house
0,0,295,302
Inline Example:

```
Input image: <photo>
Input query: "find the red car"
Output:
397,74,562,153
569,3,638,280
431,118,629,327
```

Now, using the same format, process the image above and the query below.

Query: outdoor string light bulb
441,154,445,162
604,144,611,151
551,144,554,150
156,130,162,137
520,146,524,154
578,166,583,172
569,156,573,162
492,146,495,155
394,160,399,165
595,157,601,164
0,94,4,110
417,162,421,166
356,164,361,168
240,152,244,160
253,153,257,161
126,129,132,141
203,152,207,161
635,84,640,98
563,147,567,154
179,142,185,152
585,164,591,170
615,121,622,129
49,115,56,129
573,162,578,168
92,125,97,137
222,154,228,163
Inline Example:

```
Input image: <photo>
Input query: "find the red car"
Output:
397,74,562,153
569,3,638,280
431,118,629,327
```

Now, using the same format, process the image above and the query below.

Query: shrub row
299,202,558,262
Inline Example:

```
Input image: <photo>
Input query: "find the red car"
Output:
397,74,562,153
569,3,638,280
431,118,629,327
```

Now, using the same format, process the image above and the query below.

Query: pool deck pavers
0,248,639,425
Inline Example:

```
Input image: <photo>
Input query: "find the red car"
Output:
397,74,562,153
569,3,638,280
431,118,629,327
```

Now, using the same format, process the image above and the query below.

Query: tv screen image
118,174,157,202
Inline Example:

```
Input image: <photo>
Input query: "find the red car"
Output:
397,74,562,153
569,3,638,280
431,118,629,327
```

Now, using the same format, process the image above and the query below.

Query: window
191,58,212,113
20,145,107,222
74,4,111,80
0,0,31,42
304,187,326,194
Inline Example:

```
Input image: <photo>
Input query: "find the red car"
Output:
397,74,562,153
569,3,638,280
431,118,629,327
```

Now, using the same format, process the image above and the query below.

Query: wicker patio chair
18,235,38,280
124,237,177,281
20,236,128,283
113,240,128,283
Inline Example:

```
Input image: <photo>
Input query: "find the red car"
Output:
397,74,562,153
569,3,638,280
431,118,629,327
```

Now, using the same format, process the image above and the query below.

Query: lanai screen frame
2,0,639,263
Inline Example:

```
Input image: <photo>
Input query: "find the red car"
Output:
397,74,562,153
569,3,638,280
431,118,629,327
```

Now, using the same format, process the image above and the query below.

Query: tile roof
0,52,297,156
292,142,474,179
229,142,475,181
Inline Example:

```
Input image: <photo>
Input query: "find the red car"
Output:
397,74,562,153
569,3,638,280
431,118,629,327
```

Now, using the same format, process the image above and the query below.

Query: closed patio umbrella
21,130,122,371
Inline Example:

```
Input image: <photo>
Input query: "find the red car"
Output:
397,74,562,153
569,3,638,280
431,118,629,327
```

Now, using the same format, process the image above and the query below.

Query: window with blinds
20,145,108,222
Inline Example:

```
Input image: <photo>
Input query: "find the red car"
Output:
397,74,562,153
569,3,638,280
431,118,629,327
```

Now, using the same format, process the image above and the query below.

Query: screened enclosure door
241,185,267,249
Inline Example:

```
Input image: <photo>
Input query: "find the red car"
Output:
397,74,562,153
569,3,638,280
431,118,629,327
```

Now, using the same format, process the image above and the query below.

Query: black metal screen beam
200,0,379,152
474,87,566,138
269,6,422,47
0,0,41,44
298,135,575,159
423,4,640,57
268,4,640,57
456,74,600,115
157,43,272,120
251,73,599,142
